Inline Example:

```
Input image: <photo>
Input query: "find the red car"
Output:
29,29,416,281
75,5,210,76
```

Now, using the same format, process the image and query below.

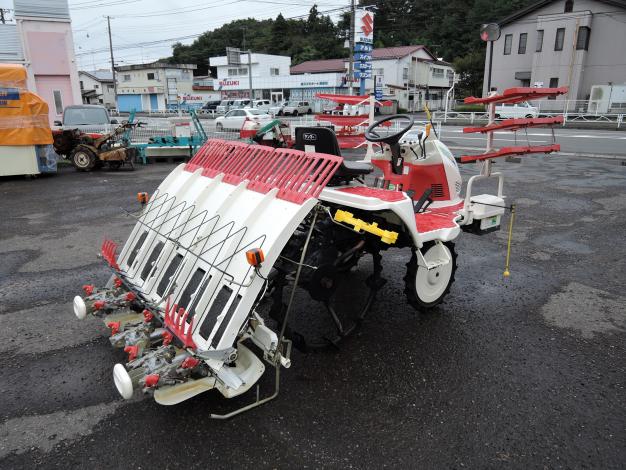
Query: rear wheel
494,114,501,119
71,145,97,171
404,241,457,310
216,122,223,131
307,108,312,114
293,110,298,116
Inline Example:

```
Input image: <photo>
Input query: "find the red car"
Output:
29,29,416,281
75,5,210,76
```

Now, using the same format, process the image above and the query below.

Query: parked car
215,108,272,131
252,99,271,112
216,100,234,114
201,100,221,112
231,99,252,110
282,101,312,116
54,104,118,130
269,101,288,116
495,101,538,119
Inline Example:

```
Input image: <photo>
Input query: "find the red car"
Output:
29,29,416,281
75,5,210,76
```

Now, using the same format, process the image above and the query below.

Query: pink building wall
16,18,82,125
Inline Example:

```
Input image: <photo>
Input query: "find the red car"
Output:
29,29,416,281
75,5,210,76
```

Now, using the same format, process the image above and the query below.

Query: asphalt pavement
0,149,625,468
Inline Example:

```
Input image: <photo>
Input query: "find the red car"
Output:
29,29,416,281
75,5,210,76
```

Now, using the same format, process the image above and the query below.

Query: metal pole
248,50,253,100
348,0,355,95
106,16,118,108
487,40,494,93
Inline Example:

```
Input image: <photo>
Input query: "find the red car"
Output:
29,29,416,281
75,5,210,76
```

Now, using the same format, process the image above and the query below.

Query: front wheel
71,145,97,171
292,110,298,116
216,123,223,131
404,241,457,310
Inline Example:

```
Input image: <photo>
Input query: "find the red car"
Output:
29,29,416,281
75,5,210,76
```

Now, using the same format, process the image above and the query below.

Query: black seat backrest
294,126,341,157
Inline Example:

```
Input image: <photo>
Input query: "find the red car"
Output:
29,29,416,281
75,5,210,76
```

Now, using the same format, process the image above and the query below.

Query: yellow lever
503,204,516,277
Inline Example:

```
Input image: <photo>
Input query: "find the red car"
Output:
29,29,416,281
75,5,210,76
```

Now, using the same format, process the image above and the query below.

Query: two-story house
78,70,115,108
115,62,196,112
483,0,626,104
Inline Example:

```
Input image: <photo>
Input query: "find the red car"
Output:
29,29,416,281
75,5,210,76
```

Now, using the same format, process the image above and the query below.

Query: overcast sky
0,0,347,71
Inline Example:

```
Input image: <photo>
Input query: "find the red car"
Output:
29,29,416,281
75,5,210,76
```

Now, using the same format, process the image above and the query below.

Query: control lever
413,188,433,213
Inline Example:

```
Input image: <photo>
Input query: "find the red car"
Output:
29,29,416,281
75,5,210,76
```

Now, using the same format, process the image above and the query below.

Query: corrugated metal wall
0,25,24,62
14,0,70,19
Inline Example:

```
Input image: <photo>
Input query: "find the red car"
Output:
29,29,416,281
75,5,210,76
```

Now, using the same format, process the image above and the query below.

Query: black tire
525,114,534,118
293,110,298,116
216,123,223,131
307,108,312,115
494,114,501,119
404,241,457,311
71,145,98,171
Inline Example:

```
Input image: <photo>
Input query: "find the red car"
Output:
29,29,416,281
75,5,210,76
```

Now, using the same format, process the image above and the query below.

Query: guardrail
437,110,624,129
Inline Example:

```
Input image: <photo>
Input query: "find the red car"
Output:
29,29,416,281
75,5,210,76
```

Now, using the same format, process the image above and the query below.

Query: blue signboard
353,53,372,62
354,43,373,53
355,62,372,70
354,70,372,79
374,75,383,100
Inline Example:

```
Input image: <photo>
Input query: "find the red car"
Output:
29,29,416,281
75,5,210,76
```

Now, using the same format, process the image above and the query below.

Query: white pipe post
364,94,376,161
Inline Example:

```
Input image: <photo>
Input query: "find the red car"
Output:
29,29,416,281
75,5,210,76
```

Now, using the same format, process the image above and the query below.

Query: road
0,151,625,468
440,126,626,158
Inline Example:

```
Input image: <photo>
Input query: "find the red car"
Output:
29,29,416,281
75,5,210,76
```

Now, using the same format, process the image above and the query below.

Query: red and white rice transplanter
73,87,566,418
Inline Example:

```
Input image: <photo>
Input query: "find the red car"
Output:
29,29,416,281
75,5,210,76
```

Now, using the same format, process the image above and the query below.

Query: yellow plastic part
503,204,516,277
334,209,398,244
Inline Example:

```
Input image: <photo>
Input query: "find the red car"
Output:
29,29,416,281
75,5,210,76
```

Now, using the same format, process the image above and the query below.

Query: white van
253,100,271,112
231,99,252,110
495,102,539,119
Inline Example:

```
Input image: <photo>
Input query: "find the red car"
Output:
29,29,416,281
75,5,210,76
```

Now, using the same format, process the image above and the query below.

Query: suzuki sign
354,9,375,44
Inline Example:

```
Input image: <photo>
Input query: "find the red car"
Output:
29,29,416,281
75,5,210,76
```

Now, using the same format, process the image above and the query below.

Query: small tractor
53,121,141,171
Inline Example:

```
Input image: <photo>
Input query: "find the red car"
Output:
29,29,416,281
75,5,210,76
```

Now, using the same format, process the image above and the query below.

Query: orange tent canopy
0,64,53,145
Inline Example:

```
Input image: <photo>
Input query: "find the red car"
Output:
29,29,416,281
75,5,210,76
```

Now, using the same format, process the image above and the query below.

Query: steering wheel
365,114,415,175
365,114,414,145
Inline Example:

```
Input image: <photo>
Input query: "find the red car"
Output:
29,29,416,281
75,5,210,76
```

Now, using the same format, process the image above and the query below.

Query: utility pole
348,0,355,95
247,50,253,100
106,16,118,108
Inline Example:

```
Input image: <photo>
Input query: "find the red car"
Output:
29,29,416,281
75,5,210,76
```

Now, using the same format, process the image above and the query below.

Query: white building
115,62,196,112
291,46,455,110
79,70,115,108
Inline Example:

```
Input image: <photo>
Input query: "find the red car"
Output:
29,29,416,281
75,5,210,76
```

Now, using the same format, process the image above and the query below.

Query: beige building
483,0,626,104
115,62,196,112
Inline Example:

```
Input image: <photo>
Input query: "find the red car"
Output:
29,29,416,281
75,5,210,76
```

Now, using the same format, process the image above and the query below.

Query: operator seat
293,127,373,179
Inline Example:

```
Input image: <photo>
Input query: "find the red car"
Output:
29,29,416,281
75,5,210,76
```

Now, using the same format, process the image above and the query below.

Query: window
123,74,131,82
79,80,84,90
228,68,238,76
565,0,573,12
94,84,99,89
270,67,280,76
53,90,63,115
576,26,590,50
555,28,565,51
504,34,513,55
518,33,528,54
238,67,248,75
432,67,444,78
403,67,408,79
536,30,544,52
147,72,155,80
548,77,559,99
108,85,114,91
